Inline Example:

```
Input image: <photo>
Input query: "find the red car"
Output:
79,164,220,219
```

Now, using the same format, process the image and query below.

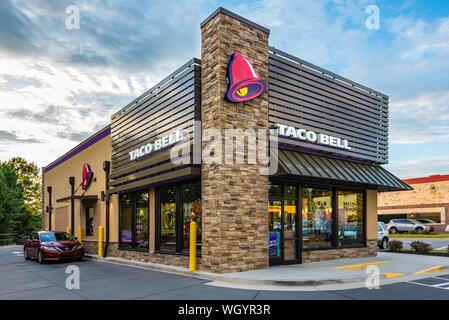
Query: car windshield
418,219,435,224
40,232,72,242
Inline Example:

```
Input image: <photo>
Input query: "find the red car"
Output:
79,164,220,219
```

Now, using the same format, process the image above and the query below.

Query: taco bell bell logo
225,52,267,102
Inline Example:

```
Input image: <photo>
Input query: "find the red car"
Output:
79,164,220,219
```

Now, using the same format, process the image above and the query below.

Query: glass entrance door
268,201,282,264
268,184,301,265
283,200,297,262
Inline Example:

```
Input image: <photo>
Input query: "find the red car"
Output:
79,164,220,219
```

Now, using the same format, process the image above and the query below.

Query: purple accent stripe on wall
43,127,111,174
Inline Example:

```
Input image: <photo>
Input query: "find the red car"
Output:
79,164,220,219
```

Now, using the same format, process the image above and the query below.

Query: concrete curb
84,254,386,287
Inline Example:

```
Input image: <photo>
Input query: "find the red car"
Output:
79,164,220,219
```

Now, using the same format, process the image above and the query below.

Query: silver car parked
387,219,431,234
377,222,389,249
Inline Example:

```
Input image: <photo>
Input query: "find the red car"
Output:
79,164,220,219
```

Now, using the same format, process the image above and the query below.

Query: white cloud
385,156,449,179
0,0,448,178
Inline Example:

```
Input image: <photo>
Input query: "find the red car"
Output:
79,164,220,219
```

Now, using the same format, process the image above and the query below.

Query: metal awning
274,149,412,192
56,195,98,203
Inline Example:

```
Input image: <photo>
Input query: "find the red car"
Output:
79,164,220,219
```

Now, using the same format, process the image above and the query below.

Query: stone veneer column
200,8,270,273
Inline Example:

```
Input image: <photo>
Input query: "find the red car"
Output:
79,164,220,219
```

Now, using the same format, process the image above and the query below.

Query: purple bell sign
82,163,93,191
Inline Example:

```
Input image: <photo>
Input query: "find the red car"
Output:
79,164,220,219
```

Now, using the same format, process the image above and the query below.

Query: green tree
0,158,42,236
0,164,26,234
6,157,41,217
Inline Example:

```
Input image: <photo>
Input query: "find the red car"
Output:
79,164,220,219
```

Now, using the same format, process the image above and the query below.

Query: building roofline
43,125,111,174
403,174,449,185
200,7,270,34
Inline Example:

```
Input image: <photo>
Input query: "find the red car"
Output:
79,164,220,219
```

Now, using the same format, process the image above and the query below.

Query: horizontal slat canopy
269,47,389,164
275,149,412,191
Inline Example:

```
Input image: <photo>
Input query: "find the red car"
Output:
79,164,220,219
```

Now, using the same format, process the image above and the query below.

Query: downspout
103,161,110,257
69,177,75,235
47,186,52,230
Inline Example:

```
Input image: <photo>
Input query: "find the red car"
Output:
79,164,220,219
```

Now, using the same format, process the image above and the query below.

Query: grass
389,248,449,256
389,234,449,238
397,249,446,253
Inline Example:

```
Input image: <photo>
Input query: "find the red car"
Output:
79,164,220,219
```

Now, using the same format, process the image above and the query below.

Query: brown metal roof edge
275,148,413,192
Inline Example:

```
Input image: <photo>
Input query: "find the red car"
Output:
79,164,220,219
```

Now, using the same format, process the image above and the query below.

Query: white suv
387,219,431,234
378,222,389,249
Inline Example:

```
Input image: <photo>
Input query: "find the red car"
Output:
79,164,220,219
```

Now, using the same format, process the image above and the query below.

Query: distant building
378,174,449,233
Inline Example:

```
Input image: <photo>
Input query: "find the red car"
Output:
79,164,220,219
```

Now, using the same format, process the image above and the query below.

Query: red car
24,231,84,264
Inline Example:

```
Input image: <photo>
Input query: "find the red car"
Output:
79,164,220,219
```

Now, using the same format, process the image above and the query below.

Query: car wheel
390,227,398,234
381,238,388,249
38,250,45,264
416,227,423,234
24,248,30,260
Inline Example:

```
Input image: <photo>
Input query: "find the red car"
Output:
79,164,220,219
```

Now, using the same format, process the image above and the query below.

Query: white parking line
407,280,449,290
433,282,449,288
433,276,449,281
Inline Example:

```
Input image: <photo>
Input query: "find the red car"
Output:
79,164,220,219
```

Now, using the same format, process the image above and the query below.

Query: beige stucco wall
42,132,116,241
378,180,449,227
366,189,378,240
379,180,449,207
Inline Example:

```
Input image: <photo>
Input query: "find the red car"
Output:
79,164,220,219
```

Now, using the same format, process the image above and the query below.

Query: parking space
408,274,449,291
1,246,449,300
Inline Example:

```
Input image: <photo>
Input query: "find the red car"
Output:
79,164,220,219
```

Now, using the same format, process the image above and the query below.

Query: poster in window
269,232,280,258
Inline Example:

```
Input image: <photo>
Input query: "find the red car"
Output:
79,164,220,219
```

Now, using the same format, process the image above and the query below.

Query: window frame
336,189,366,248
118,190,150,251
155,178,201,256
85,207,94,237
268,183,301,265
270,179,367,253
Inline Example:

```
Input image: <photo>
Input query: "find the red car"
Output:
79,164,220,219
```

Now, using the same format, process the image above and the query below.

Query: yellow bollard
66,227,71,235
78,226,82,244
98,226,104,257
189,221,197,271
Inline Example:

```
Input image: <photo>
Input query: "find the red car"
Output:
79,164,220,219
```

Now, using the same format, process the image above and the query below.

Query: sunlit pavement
1,246,449,300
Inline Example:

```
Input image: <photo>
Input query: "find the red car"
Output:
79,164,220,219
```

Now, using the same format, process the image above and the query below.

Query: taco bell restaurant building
41,8,411,273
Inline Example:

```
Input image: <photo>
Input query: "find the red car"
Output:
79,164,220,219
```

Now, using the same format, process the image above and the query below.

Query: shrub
388,240,403,252
421,230,430,234
410,241,433,253
447,245,449,254
408,230,417,234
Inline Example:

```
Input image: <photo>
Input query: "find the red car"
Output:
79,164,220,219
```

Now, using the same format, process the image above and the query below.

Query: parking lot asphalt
1,246,449,300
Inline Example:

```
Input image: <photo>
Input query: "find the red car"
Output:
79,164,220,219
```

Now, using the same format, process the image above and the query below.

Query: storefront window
338,191,364,246
284,185,297,199
302,188,333,249
268,184,282,198
86,207,94,236
119,191,149,250
135,192,149,249
158,179,201,254
160,184,177,251
119,194,133,249
182,180,201,253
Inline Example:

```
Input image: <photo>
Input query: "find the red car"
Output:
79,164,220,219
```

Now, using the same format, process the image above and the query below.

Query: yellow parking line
412,266,444,275
384,272,405,279
335,261,391,270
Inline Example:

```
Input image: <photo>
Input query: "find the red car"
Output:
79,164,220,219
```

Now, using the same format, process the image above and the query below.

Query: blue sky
0,0,448,179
